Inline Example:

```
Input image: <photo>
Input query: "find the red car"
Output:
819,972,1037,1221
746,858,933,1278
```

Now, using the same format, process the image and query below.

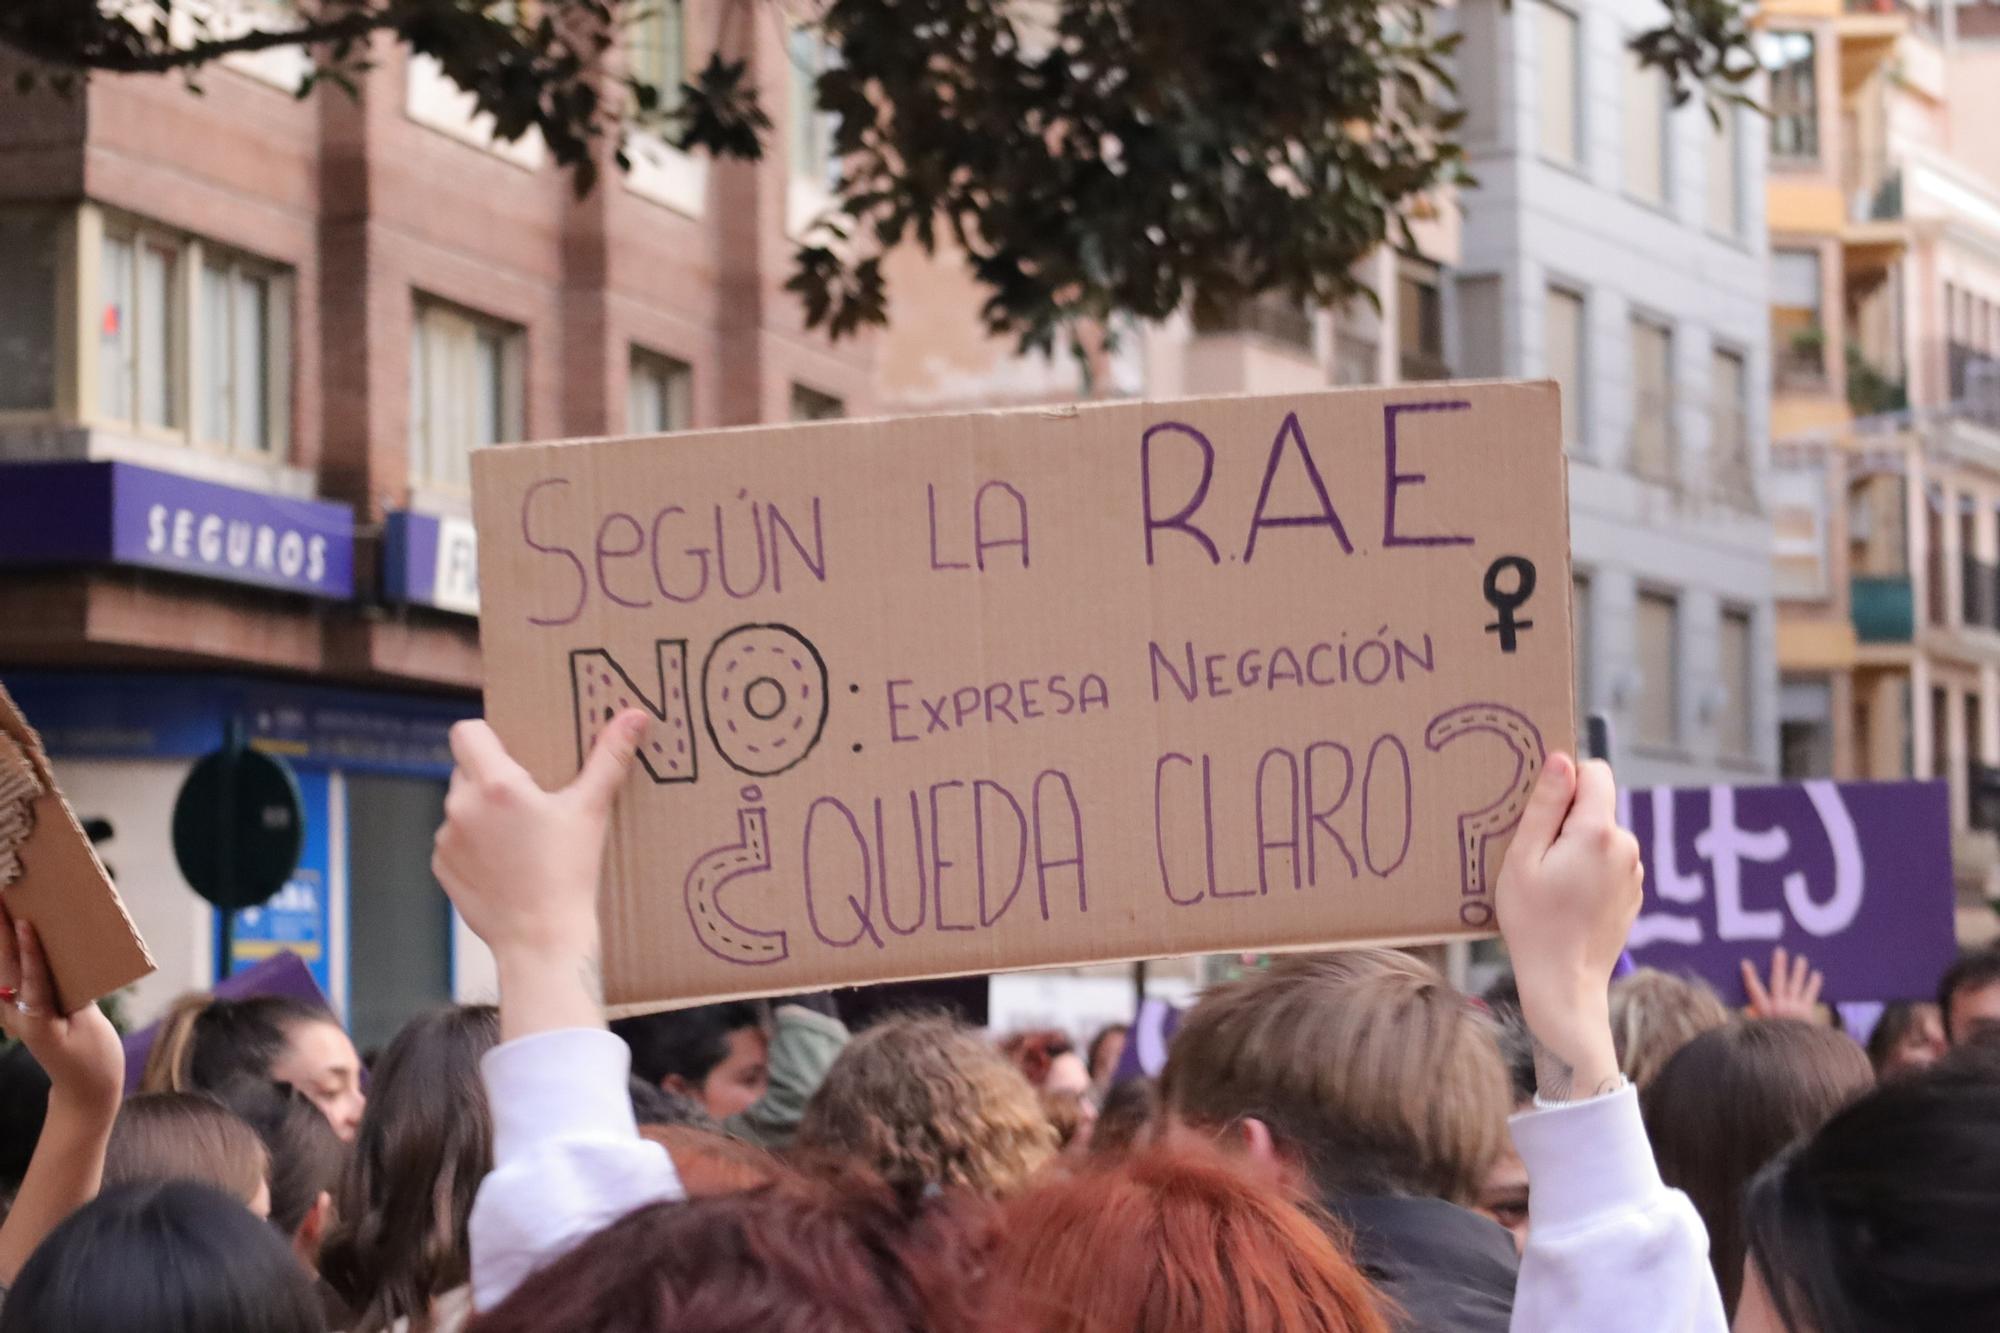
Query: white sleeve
1508,1085,1727,1333
468,1028,686,1312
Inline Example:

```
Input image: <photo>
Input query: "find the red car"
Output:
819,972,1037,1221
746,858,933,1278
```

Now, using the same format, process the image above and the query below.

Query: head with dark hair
1089,1077,1158,1160
1160,949,1510,1206
0,1180,326,1333
990,1141,1392,1333
141,993,365,1140
105,1091,271,1216
216,1078,347,1256
1740,1047,2000,1333
797,1013,1057,1200
612,1001,769,1121
998,1028,1088,1094
0,1039,51,1213
1866,1000,1946,1078
472,1172,990,1333
318,1004,498,1333
1937,948,2000,1045
631,1074,717,1129
1643,1020,1874,1318
1085,1023,1128,1086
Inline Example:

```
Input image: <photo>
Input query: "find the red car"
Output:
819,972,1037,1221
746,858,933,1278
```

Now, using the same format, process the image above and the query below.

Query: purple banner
0,461,354,598
1624,779,1956,1004
381,509,478,614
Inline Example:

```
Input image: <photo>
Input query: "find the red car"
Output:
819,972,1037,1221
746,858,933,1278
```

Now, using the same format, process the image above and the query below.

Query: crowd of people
3,709,2000,1331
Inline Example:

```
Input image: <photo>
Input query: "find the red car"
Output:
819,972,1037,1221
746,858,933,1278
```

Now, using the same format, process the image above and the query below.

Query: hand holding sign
1497,756,1643,1102
432,711,646,1039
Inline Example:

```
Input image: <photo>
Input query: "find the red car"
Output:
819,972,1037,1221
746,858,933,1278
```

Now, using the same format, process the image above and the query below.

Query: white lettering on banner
145,503,331,587
1627,781,1866,948
431,516,481,614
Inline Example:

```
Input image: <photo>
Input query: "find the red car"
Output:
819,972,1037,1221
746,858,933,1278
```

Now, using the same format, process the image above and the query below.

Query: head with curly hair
795,1013,1057,1199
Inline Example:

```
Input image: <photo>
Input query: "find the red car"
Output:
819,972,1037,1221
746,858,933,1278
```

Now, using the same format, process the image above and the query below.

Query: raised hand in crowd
0,896,124,1288
431,710,646,1039
1741,946,1825,1023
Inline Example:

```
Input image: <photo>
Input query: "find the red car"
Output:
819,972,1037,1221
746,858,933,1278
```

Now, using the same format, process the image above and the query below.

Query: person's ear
662,1073,693,1097
1234,1118,1307,1189
293,1191,334,1267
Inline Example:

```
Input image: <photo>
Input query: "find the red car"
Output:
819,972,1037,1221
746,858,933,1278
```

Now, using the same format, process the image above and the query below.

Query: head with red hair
470,1172,989,1333
986,1141,1393,1333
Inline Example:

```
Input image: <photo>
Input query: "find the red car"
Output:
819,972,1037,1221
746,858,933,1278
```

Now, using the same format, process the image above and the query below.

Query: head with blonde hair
1160,949,1509,1206
1610,968,1731,1087
988,1141,1393,1333
104,1092,270,1216
795,1013,1057,1199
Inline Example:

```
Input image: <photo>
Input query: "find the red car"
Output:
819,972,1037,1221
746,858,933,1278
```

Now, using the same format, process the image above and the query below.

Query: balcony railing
1853,574,1916,642
1398,349,1452,383
1193,293,1315,353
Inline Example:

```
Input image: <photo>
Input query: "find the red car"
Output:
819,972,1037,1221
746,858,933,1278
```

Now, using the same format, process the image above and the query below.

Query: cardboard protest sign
1624,779,1957,1004
0,682,155,1012
472,383,1574,1013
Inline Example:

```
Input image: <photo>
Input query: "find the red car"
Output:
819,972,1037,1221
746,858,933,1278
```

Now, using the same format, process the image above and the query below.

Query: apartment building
1448,0,1778,789
0,3,869,1039
1768,0,2000,933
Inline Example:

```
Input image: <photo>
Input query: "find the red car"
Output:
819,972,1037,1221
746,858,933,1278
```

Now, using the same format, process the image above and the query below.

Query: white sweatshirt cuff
1508,1083,1662,1234
483,1027,640,1162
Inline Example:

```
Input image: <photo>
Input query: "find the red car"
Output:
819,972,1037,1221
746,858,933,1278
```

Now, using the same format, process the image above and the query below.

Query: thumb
1510,752,1576,864
572,710,647,810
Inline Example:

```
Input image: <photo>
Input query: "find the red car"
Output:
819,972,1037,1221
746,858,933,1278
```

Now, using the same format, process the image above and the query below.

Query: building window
1719,607,1756,760
1456,275,1503,380
1706,104,1741,237
1573,571,1593,732
1772,248,1824,386
789,27,839,188
628,348,693,434
1191,291,1315,354
1779,677,1833,779
1761,31,1818,163
1537,2,1582,168
198,256,287,456
791,383,844,420
1711,345,1750,500
100,226,181,431
410,298,523,489
1622,51,1668,206
1630,315,1675,483
0,213,58,413
1636,590,1681,748
1397,257,1448,382
628,0,685,115
1546,285,1586,450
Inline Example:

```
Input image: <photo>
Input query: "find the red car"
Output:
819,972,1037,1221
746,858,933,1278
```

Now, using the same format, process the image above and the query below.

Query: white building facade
1452,0,1779,786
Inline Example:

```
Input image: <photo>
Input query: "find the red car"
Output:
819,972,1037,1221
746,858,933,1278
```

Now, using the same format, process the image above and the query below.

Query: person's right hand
0,897,123,1113
1496,754,1642,1102
1741,946,1825,1022
432,712,646,964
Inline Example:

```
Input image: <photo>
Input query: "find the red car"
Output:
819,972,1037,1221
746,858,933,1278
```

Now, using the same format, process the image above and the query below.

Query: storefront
0,461,486,1050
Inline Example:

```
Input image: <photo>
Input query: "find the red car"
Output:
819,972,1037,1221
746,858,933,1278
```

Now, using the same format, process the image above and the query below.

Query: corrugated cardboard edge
0,681,156,1013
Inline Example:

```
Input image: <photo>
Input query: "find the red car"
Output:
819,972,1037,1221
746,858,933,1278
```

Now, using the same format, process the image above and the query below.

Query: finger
1509,753,1577,864
1569,758,1617,831
16,919,52,1017
448,720,524,787
572,710,647,812
1803,968,1824,1010
1791,951,1812,997
1772,945,1790,994
1742,958,1771,1012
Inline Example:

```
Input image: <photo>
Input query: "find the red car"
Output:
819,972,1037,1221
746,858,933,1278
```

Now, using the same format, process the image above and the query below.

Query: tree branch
0,10,394,76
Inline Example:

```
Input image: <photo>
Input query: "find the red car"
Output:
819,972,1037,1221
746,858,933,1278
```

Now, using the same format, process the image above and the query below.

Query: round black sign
171,744,306,911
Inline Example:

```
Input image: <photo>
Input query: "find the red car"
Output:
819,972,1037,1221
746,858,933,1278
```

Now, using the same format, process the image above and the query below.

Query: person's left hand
0,896,123,1112
1741,946,1824,1022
